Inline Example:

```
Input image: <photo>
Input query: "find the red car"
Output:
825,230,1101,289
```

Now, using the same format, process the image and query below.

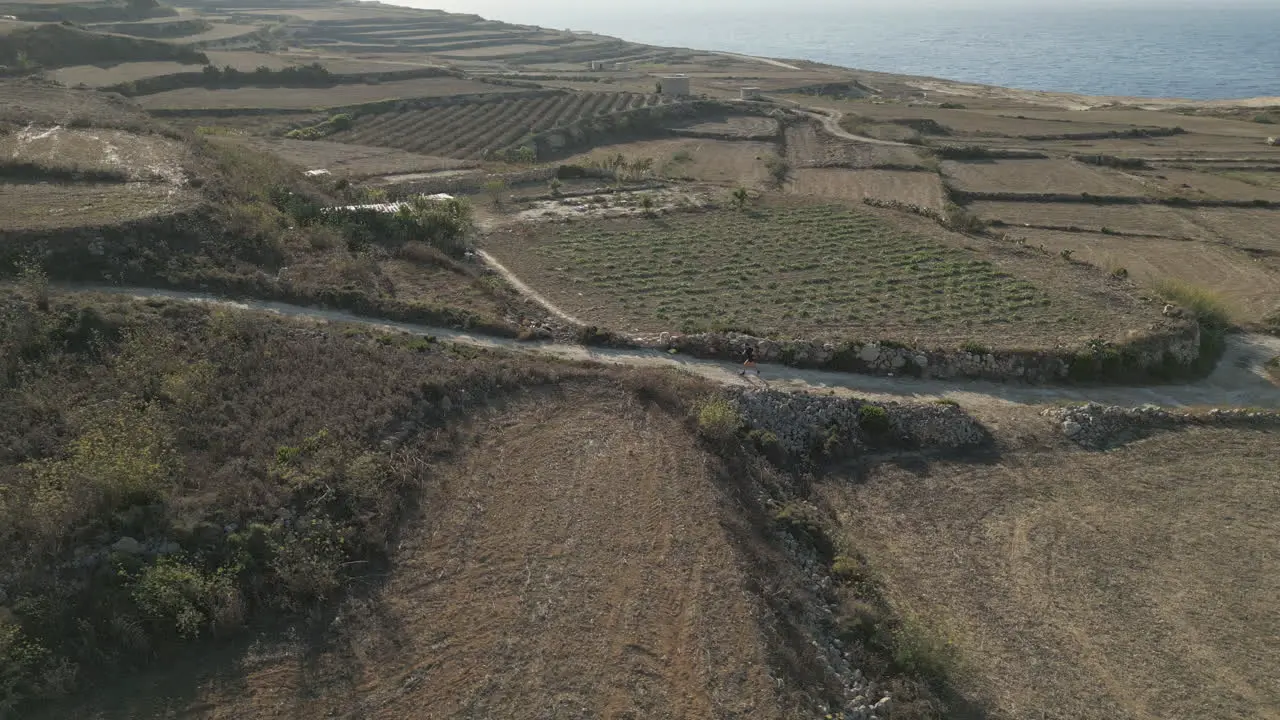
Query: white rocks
913,354,929,368
859,344,881,363
1062,420,1083,437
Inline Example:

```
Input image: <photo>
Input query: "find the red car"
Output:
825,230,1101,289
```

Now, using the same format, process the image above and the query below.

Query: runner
739,345,759,377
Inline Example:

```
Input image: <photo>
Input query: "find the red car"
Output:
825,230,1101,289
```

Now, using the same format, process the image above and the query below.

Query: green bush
858,404,891,435
695,396,741,442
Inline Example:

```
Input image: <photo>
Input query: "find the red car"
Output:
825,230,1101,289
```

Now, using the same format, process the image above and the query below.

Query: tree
730,187,750,210
639,193,655,215
549,178,563,197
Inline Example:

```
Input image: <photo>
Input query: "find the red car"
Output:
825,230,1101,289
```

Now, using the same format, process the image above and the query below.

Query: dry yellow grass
823,424,1280,720
1012,228,1278,322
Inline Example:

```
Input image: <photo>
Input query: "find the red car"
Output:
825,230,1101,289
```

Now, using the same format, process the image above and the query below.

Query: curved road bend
69,285,1280,411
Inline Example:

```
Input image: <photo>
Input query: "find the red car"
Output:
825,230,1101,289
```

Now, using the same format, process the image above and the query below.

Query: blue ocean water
424,2,1280,101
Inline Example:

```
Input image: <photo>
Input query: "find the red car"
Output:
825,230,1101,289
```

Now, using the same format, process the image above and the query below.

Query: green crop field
485,202,1145,346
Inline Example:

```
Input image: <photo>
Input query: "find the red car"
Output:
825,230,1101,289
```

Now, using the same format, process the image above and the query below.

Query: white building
740,87,762,100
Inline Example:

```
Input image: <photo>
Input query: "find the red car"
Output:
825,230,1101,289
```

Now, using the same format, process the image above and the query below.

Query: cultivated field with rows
484,200,1152,347
329,92,676,159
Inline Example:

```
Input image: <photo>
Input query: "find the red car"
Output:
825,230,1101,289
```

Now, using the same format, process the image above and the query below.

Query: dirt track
70,285,1280,410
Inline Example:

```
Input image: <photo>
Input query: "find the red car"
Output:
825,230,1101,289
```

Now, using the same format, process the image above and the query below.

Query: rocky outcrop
1044,402,1280,449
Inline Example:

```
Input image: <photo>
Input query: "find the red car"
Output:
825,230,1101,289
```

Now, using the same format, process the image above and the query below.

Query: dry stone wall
628,318,1201,385
1045,402,1280,449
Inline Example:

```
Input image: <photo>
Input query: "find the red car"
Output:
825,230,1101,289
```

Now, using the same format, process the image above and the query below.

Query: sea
411,1,1280,101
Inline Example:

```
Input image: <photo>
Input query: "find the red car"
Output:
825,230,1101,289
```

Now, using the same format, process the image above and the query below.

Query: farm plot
972,201,1216,240
1012,228,1280,322
330,92,673,160
1132,168,1280,203
784,122,927,169
136,77,517,110
673,115,779,139
484,202,1148,347
239,137,473,177
566,138,777,186
1190,208,1280,254
788,168,946,211
48,60,202,87
942,159,1150,195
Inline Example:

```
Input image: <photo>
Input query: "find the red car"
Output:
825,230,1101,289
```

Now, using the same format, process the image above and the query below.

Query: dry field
815,101,1160,138
49,60,202,87
973,107,1277,139
43,386,799,719
0,182,197,230
136,77,519,110
0,80,153,127
484,201,1155,347
1011,228,1280,322
942,159,1149,195
676,115,780,138
1,125,188,182
566,138,778,186
973,201,1215,240
1131,167,1280,202
329,92,673,160
238,136,473,176
785,122,927,169
789,168,946,210
162,22,258,44
1189,207,1280,254
824,425,1280,720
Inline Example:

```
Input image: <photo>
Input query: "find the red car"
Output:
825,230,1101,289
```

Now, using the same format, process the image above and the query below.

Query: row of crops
329,92,676,160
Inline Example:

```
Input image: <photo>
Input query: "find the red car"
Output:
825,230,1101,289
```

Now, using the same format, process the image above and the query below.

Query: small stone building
659,74,691,96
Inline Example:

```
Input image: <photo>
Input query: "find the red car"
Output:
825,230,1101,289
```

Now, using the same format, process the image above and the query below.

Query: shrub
960,340,989,355
938,102,967,109
695,396,741,442
131,559,243,640
764,154,791,188
858,404,891,435
774,502,836,562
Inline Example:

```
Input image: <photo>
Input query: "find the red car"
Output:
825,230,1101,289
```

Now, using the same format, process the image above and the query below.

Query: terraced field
485,202,1150,346
942,159,1150,195
330,92,675,160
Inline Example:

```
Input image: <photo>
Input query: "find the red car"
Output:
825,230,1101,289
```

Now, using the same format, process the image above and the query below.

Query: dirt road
69,285,1280,410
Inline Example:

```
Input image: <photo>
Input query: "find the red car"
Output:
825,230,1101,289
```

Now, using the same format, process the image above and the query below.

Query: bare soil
974,201,1216,240
942,159,1149,195
788,168,947,211
823,424,1280,720
784,122,927,169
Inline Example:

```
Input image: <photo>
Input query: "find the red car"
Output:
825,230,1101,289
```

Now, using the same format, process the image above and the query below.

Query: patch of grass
1153,278,1233,367
858,404,891,435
